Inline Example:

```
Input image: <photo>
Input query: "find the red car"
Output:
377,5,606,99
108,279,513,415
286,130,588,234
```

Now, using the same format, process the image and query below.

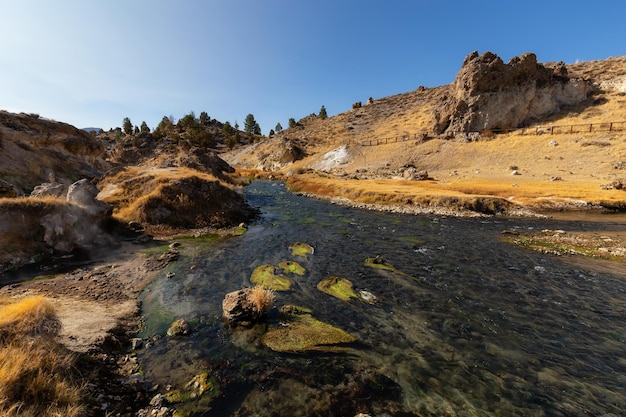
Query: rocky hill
223,52,626,173
222,51,626,214
0,112,257,274
0,111,108,196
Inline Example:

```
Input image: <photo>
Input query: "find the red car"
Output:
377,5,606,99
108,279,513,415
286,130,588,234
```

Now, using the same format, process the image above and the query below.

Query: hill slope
223,52,626,214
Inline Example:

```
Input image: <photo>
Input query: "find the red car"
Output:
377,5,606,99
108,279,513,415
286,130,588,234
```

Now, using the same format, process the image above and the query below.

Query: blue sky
1,1,624,134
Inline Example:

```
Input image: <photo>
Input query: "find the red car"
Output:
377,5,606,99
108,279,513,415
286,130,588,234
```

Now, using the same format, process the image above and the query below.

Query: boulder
30,182,68,199
222,287,274,324
66,178,112,217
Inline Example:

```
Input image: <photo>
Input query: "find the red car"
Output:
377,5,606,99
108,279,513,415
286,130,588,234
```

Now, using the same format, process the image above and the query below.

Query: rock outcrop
0,111,107,194
0,179,115,273
435,51,592,134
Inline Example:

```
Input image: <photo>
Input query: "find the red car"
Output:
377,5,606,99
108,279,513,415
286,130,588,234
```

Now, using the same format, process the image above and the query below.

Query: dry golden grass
0,296,86,417
99,166,225,223
248,285,275,316
0,295,60,339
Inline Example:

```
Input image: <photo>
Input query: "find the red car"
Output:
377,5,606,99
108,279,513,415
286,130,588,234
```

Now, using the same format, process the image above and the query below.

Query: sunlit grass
0,296,87,417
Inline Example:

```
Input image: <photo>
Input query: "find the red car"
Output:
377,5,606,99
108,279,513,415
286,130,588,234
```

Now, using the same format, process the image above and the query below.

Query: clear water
138,181,626,417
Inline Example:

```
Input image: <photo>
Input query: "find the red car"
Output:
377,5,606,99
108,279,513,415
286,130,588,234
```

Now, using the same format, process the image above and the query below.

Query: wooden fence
359,132,426,146
487,121,626,136
352,121,626,147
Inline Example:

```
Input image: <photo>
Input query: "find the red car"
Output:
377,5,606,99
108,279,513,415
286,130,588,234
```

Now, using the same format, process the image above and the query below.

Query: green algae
250,264,293,291
289,242,314,258
278,260,306,276
164,372,220,415
262,305,357,352
317,277,359,302
364,256,401,273
364,256,417,280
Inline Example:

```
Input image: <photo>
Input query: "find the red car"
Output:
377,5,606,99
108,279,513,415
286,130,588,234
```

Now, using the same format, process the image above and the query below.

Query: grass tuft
248,285,275,316
0,296,87,417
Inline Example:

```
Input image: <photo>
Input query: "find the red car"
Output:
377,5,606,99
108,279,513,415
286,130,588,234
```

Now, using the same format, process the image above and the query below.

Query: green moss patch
262,305,357,352
250,264,294,291
278,260,306,276
164,372,220,413
364,256,401,273
289,242,314,258
317,277,358,302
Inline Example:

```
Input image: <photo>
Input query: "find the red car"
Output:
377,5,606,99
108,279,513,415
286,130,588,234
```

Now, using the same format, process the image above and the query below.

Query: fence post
551,126,554,135
610,122,613,132
589,124,593,132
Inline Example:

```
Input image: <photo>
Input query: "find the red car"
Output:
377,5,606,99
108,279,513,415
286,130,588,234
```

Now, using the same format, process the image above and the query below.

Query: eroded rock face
30,182,68,199
66,179,112,217
436,51,592,134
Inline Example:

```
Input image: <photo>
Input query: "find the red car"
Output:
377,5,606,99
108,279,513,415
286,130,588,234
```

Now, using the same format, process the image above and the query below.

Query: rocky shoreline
293,190,541,218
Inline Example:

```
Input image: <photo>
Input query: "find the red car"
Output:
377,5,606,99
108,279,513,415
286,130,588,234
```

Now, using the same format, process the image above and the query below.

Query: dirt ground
0,240,176,353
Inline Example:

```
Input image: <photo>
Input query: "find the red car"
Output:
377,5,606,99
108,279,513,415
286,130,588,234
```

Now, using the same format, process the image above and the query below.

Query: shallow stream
138,180,626,416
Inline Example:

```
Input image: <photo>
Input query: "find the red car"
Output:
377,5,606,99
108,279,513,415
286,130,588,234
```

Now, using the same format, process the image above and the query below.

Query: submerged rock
364,256,398,272
289,242,314,258
250,264,294,291
278,260,306,276
166,318,191,337
262,305,357,352
317,277,359,302
164,372,220,406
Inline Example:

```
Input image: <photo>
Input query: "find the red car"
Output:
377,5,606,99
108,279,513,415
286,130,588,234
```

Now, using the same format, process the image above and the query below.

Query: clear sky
1,0,624,134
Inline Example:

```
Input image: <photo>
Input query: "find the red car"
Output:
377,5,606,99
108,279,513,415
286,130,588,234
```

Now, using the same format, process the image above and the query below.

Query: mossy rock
262,305,357,352
364,256,413,279
164,372,220,412
289,242,314,258
251,264,293,291
317,277,358,302
364,256,399,272
278,260,306,276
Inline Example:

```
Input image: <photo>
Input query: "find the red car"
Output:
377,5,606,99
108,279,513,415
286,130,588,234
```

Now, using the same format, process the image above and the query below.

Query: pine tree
199,111,210,126
275,122,283,133
319,105,328,119
122,117,133,135
244,114,256,135
288,118,296,128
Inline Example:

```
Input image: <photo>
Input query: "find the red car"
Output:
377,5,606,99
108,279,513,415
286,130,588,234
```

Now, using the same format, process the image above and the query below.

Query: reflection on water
139,181,626,416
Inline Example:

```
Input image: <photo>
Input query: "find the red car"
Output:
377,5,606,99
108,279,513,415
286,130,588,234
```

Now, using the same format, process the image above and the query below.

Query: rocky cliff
437,51,592,134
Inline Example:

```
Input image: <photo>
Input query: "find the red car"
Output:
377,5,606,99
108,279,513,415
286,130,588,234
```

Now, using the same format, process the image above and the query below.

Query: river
137,180,626,416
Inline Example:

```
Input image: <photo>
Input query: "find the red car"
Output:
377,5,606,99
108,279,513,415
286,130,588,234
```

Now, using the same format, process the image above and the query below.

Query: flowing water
138,181,626,417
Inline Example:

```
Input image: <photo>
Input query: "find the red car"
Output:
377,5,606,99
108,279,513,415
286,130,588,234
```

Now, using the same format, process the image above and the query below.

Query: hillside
0,112,257,274
223,52,626,214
